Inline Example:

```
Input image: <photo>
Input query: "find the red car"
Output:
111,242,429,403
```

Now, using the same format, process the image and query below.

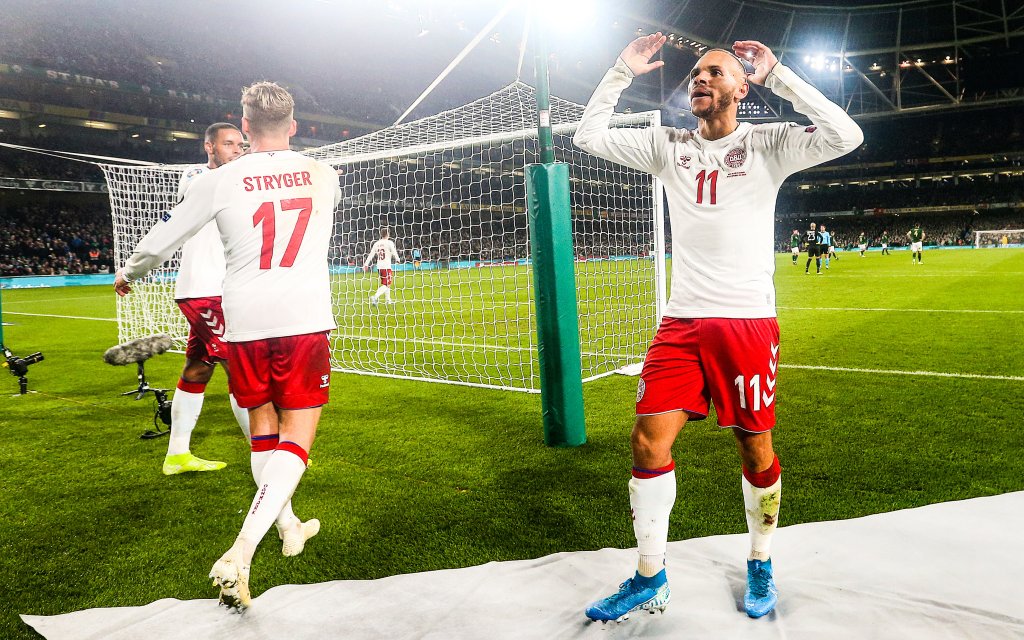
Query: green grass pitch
1,247,1022,637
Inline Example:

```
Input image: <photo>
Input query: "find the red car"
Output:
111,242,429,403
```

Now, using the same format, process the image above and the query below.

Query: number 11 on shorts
734,373,773,411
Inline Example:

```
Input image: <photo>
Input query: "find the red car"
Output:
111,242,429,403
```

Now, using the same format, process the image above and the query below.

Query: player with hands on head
115,81,341,610
575,32,862,623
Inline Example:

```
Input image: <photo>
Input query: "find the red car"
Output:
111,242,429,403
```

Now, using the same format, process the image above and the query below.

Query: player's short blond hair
241,81,294,136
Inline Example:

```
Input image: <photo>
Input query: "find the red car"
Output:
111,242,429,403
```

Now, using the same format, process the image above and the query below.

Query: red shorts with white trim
379,269,393,286
227,332,332,410
176,297,228,364
636,317,780,433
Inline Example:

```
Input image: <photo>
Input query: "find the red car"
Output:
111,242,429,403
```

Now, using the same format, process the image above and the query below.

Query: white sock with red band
629,461,677,577
166,379,206,456
742,455,782,562
250,436,299,531
229,394,251,440
237,443,308,564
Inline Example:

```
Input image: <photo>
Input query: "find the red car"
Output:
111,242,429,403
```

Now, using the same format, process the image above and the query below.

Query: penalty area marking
781,364,1024,382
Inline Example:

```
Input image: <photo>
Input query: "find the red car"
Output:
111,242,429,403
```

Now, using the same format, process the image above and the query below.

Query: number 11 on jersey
696,169,718,205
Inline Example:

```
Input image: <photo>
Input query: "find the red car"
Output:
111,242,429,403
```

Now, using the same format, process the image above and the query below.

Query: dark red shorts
176,297,228,364
379,269,393,286
227,332,332,410
636,317,780,433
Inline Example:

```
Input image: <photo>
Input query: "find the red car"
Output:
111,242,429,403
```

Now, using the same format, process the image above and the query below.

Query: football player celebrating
575,34,862,622
162,122,249,476
115,81,340,610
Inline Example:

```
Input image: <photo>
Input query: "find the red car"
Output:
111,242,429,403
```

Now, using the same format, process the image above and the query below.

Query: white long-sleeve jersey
363,238,400,270
173,164,225,300
123,150,342,341
574,59,863,319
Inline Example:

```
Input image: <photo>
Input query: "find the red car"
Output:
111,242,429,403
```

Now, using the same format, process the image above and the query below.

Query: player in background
114,81,340,610
857,231,868,257
789,229,800,265
363,228,401,304
412,246,422,269
162,123,250,476
805,221,822,274
880,230,890,255
908,224,925,264
574,34,862,622
819,223,834,271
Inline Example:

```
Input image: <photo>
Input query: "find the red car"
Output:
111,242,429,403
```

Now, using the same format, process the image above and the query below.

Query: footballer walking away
115,81,341,611
574,33,862,622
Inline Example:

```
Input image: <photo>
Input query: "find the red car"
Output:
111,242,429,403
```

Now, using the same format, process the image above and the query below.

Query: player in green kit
880,230,890,255
857,232,868,257
790,229,801,265
907,224,925,264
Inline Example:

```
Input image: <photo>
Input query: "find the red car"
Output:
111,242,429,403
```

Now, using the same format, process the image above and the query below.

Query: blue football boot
744,558,778,618
585,569,671,622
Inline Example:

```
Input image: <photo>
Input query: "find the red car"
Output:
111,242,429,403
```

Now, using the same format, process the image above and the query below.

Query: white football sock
167,388,204,456
742,474,782,561
372,285,387,300
239,449,307,565
629,470,676,577
250,449,299,530
229,394,251,440
383,285,392,302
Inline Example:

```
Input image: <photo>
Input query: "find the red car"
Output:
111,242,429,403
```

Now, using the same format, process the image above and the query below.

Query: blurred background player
881,230,891,255
805,221,822,274
819,223,834,270
114,81,340,610
789,229,800,265
163,122,250,475
574,33,862,623
858,231,868,257
412,246,422,270
363,228,401,304
908,224,926,264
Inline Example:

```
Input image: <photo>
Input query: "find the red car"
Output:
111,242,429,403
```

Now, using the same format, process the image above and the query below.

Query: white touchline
4,312,118,322
781,364,1024,382
779,306,1024,314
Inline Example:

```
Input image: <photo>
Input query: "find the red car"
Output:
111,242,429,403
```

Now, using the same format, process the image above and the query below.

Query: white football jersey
124,150,342,341
173,163,226,300
575,60,863,319
364,238,400,270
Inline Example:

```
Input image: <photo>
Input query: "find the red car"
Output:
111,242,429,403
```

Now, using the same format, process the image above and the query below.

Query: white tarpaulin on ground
23,492,1024,640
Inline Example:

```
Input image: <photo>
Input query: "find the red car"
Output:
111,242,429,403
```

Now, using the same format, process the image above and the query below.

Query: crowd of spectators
0,202,114,276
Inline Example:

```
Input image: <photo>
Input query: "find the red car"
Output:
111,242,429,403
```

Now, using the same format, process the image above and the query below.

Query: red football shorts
227,332,332,410
636,317,780,433
379,268,393,286
176,297,228,364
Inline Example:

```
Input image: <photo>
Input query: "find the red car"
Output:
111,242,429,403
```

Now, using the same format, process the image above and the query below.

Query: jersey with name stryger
574,59,863,319
124,150,342,341
173,164,225,300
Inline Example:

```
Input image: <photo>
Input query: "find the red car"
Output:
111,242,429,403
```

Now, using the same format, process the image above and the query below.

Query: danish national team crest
636,378,646,403
725,147,747,168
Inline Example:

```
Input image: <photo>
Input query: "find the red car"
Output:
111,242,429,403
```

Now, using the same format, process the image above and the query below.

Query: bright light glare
534,0,598,29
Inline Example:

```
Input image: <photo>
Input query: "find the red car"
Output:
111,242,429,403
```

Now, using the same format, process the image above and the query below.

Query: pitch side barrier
0,273,116,289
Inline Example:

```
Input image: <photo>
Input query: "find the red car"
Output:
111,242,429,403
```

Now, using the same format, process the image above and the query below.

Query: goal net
974,229,1024,248
101,81,665,392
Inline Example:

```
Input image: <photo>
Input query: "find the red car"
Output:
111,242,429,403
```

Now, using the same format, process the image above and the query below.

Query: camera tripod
121,361,172,439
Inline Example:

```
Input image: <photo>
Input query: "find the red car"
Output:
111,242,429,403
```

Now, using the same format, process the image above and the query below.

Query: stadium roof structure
623,0,1024,121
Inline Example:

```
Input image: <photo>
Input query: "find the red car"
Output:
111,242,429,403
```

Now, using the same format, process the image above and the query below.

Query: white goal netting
101,81,665,392
974,229,1024,248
